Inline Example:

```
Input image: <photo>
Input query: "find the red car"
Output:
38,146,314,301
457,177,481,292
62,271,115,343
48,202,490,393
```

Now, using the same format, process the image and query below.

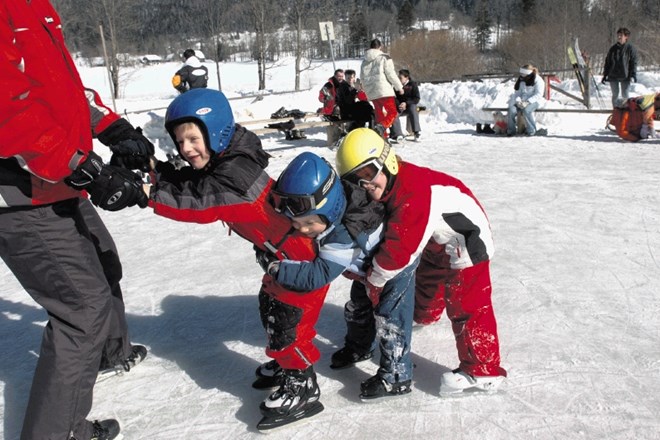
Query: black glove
254,246,280,277
631,74,637,83
98,118,154,172
601,75,608,84
65,151,148,211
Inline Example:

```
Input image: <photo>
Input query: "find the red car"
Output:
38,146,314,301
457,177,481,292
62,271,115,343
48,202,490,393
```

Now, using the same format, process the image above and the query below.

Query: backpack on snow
607,93,660,141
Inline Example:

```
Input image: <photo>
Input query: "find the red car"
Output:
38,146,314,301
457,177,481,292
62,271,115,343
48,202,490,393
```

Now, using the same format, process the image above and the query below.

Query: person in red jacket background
0,1,151,439
318,69,345,119
336,128,507,397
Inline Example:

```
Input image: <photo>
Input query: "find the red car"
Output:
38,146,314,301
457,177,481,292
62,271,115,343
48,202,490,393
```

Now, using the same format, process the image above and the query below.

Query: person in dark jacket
335,69,374,131
391,69,422,142
172,48,209,93
143,88,330,431
602,27,638,108
0,1,149,439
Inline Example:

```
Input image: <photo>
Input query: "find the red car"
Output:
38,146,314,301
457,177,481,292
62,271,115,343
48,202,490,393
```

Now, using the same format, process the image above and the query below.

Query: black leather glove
65,151,148,211
98,118,154,172
601,75,608,84
254,246,280,277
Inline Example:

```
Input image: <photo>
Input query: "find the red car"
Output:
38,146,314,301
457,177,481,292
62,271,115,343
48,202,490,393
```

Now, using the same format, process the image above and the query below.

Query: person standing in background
172,49,209,93
602,27,638,108
360,39,404,140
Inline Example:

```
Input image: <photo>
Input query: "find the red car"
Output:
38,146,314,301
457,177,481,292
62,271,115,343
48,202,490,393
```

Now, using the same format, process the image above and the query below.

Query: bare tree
196,0,233,91
241,0,283,90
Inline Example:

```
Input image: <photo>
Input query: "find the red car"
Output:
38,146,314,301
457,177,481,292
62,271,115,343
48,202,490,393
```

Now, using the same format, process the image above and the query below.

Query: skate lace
280,375,305,398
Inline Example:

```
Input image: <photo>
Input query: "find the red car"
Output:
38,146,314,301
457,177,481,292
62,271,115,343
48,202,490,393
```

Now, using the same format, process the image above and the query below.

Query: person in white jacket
506,64,546,136
360,39,404,139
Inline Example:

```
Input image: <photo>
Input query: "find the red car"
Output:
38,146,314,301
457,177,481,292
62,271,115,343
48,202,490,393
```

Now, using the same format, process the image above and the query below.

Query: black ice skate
252,359,284,390
330,346,374,370
359,374,412,401
86,419,120,440
257,367,324,431
97,344,147,383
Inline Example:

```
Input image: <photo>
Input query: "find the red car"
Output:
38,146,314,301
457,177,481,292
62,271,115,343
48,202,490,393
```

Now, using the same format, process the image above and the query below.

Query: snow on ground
1,58,660,440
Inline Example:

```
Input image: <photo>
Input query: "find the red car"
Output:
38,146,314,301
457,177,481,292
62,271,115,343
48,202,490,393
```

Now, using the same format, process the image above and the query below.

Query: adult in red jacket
318,69,345,118
0,1,151,439
336,128,507,397
146,89,329,429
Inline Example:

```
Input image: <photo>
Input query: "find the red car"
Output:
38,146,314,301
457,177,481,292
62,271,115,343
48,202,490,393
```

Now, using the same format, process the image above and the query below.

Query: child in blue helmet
257,151,419,401
140,88,331,431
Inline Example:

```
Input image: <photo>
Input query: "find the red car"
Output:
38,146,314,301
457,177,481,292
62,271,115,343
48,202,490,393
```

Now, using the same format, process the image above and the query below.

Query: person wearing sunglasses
336,128,507,397
257,151,419,401
141,89,330,431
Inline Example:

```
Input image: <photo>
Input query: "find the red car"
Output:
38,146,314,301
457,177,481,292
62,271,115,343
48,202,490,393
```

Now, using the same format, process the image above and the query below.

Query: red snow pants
372,96,399,134
414,240,506,377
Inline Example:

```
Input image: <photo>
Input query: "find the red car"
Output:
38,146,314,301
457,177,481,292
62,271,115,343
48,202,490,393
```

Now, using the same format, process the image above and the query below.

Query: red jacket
368,161,494,287
318,77,340,116
149,126,325,301
0,0,119,207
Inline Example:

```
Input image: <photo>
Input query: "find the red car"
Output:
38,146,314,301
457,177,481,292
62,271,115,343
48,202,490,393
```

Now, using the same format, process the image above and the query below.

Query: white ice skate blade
439,387,500,398
96,366,124,383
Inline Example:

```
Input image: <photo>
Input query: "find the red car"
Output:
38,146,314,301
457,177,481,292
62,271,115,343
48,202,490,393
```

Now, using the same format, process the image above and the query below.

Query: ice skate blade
359,391,412,403
96,366,124,383
439,387,500,398
257,401,324,433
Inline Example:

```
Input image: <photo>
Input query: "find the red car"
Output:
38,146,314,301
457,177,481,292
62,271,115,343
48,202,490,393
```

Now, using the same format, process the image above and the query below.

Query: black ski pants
0,197,130,440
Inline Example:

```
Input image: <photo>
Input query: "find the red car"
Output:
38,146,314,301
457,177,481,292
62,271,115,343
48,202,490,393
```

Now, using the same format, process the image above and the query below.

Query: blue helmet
165,88,235,154
273,152,346,224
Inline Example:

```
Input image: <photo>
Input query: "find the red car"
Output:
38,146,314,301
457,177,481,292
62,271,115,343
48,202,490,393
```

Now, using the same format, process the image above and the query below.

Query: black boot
330,346,374,370
257,367,324,431
89,419,120,440
359,374,412,401
253,359,284,389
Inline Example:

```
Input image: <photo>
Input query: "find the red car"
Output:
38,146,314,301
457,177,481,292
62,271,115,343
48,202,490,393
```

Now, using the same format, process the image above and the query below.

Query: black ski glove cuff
255,246,281,277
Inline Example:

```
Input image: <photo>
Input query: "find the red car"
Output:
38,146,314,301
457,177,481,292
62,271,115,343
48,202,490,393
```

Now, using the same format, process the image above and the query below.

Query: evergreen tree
348,2,369,57
521,0,536,23
397,0,416,34
474,0,492,52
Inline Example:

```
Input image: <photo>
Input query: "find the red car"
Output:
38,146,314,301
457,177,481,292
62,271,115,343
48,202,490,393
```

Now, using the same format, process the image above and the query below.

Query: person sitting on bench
336,69,374,132
506,64,545,136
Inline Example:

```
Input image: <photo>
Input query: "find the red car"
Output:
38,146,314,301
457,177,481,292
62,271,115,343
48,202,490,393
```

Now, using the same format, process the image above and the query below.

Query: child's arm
148,158,266,224
275,243,355,291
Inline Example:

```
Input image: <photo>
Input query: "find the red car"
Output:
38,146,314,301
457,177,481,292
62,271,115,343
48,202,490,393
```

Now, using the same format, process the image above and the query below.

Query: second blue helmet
273,152,346,224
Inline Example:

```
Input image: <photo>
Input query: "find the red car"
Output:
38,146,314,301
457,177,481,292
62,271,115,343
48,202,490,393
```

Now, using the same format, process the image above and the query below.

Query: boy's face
290,214,327,238
360,171,388,201
617,32,629,44
174,122,211,170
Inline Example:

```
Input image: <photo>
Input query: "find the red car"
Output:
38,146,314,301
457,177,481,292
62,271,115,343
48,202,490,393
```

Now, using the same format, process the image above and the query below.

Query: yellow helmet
335,128,399,177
